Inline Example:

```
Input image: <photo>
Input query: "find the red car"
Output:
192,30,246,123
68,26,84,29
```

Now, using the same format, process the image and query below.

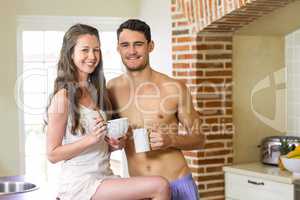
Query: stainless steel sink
0,181,39,195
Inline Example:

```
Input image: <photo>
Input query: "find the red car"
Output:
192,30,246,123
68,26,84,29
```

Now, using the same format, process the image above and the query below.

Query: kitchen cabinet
223,162,296,200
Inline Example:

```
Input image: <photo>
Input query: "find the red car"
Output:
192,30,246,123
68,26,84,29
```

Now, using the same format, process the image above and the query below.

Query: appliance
293,179,300,200
260,136,300,165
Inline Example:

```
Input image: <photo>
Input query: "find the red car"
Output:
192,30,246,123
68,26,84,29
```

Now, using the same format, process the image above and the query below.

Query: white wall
16,0,140,17
233,35,286,163
286,29,300,136
0,0,19,176
139,0,172,77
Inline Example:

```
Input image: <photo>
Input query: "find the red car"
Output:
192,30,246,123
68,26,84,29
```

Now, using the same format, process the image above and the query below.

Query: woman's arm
46,89,106,163
105,135,127,152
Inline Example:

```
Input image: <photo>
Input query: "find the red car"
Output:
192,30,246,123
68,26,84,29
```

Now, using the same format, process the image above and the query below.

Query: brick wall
171,0,295,199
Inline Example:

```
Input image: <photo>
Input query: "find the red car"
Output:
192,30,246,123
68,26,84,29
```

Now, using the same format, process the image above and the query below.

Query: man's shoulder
107,75,125,89
154,71,176,83
154,71,187,91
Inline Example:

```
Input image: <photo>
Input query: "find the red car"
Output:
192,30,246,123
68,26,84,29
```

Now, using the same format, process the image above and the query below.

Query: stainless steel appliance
260,136,300,165
294,179,300,200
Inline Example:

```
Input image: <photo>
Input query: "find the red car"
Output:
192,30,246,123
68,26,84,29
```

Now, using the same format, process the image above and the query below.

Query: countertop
0,176,56,200
223,162,297,184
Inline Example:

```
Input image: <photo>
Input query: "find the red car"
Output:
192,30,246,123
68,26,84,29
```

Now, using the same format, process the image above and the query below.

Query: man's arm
174,82,205,150
107,79,120,120
150,81,205,151
106,79,126,151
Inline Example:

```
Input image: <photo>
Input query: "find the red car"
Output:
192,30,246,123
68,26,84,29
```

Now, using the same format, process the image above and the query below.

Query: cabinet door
225,173,294,200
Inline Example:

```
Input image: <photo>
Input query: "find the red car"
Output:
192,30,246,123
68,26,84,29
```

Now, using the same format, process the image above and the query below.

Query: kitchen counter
0,176,56,200
223,162,296,184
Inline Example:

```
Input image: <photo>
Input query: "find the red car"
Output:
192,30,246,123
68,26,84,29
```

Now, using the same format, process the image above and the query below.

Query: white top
57,105,118,200
223,162,294,184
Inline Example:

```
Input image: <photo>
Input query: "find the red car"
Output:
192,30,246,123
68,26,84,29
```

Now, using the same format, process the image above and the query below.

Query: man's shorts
170,173,199,200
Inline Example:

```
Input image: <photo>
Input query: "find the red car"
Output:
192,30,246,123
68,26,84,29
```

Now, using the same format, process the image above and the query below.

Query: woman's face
72,34,101,80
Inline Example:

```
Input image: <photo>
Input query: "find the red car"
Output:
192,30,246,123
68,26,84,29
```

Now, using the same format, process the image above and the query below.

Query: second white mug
133,128,150,153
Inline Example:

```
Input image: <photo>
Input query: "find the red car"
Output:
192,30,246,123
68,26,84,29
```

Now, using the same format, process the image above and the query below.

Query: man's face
117,29,153,72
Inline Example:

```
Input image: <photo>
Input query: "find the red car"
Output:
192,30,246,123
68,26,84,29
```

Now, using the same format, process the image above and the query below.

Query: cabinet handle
247,180,264,186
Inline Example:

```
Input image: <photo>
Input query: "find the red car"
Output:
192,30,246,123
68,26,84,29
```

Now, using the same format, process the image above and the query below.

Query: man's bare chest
114,88,178,126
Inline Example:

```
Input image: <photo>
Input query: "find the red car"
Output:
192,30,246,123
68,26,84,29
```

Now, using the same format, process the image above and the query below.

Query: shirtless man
107,19,205,200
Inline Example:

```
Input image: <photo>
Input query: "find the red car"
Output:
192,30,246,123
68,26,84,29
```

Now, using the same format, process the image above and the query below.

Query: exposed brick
177,36,193,43
206,166,223,173
200,190,224,198
220,117,232,123
190,167,205,174
183,151,205,157
196,35,203,41
198,86,224,93
197,174,224,182
196,78,225,84
192,44,224,50
226,124,234,131
226,108,233,114
207,134,233,140
173,63,190,69
172,45,190,51
178,54,197,60
205,118,219,124
199,109,225,116
204,142,225,149
197,101,204,108
227,141,233,147
177,21,190,26
197,54,204,59
172,29,189,36
227,157,233,164
197,93,223,100
207,198,225,200
197,184,205,190
204,36,232,42
193,158,225,165
207,182,225,189
205,53,232,60
176,71,187,77
189,70,204,76
205,149,232,157
205,101,232,107
225,78,233,84
225,62,232,68
226,44,232,50
172,13,186,20
193,62,224,69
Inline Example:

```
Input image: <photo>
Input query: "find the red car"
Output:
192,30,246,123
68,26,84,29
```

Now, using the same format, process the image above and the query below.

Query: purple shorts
170,174,199,200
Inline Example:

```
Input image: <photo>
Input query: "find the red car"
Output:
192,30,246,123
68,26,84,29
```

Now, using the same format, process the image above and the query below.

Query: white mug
107,118,128,139
133,128,150,153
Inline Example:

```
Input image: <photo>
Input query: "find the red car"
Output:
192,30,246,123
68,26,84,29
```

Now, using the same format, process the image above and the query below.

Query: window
16,16,126,190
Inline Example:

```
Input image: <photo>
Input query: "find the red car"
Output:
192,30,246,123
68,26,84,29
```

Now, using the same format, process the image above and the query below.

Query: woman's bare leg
92,176,170,200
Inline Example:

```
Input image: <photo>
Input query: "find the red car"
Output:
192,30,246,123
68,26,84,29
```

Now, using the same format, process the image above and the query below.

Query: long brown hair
46,23,111,135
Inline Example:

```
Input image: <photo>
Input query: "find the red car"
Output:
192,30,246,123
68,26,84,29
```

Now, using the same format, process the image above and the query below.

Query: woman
46,23,170,200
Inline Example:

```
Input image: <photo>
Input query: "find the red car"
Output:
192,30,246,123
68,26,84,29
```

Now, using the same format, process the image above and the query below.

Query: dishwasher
294,179,300,200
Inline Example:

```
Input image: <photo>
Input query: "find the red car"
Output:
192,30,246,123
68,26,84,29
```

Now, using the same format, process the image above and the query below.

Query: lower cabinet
225,172,294,200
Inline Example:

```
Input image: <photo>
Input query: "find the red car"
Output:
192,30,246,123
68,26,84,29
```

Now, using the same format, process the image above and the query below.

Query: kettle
259,136,300,165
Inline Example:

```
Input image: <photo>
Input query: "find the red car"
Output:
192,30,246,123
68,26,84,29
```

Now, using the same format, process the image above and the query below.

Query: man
107,19,205,200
